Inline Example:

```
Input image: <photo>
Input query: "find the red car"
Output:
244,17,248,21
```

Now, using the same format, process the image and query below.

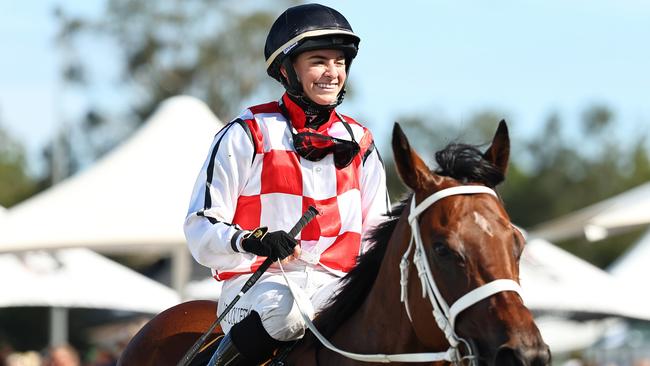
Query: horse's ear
483,120,510,176
392,123,434,190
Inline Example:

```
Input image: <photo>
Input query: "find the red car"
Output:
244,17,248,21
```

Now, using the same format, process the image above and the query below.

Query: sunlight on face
290,49,347,106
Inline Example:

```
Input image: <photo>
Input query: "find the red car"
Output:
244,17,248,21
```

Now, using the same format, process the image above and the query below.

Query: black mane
310,197,407,340
435,143,504,187
306,141,502,344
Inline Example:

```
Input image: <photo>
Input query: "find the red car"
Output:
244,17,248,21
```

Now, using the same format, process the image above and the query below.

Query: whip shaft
177,206,319,366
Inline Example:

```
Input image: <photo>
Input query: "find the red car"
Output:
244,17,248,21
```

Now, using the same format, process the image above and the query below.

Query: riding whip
177,206,319,366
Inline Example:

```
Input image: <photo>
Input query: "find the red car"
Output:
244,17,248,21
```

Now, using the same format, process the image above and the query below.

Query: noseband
400,185,522,364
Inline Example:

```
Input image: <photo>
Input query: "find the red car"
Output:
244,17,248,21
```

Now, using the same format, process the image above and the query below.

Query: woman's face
284,49,347,106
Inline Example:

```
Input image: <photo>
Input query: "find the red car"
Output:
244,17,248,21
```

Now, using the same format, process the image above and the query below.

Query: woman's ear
280,64,288,80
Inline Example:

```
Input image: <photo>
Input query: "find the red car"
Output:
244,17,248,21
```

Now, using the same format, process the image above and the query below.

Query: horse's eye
433,242,451,257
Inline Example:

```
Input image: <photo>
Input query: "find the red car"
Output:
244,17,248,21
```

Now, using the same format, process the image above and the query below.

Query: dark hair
435,143,504,187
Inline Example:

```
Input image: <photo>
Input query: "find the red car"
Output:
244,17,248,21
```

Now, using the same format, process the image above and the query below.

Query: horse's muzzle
494,343,551,366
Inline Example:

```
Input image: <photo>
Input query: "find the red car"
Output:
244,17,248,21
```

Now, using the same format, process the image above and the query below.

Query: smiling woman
284,49,347,106
179,4,391,365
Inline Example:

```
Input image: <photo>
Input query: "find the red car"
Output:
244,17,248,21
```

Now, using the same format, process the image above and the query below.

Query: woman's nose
324,62,338,78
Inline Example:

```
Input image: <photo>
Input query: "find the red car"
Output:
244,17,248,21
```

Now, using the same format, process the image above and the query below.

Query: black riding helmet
264,4,360,111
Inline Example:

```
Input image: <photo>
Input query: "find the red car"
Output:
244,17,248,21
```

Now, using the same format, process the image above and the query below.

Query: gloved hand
241,229,297,261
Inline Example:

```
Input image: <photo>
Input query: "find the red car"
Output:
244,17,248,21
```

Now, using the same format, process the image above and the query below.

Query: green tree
504,105,650,230
387,110,509,199
52,0,295,173
388,105,650,268
0,122,37,207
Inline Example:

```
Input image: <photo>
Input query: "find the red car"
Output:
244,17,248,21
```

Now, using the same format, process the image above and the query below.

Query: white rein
279,185,522,363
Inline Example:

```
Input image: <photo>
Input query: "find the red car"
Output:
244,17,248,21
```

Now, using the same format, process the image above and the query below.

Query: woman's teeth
316,83,337,89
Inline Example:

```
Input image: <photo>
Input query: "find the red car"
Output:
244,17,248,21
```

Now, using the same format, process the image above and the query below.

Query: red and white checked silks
184,94,389,281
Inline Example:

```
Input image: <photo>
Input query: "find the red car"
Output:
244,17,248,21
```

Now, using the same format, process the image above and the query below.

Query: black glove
241,229,297,261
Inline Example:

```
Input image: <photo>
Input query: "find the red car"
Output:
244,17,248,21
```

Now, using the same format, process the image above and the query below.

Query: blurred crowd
0,344,117,366
562,358,650,366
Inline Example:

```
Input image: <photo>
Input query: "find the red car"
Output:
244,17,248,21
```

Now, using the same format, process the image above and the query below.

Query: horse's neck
325,216,446,361
288,215,450,365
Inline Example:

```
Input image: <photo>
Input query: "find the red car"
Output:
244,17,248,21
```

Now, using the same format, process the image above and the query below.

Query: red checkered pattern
215,96,374,280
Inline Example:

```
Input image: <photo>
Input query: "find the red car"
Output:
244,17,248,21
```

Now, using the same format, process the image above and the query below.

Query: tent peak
0,96,223,252
154,95,216,121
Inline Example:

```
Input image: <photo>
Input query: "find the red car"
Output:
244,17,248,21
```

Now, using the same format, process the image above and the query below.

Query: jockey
184,3,389,365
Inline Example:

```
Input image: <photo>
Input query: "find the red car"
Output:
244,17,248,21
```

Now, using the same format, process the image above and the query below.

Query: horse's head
392,121,550,366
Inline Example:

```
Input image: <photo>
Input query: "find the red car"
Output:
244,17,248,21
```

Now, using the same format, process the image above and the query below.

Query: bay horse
119,121,550,366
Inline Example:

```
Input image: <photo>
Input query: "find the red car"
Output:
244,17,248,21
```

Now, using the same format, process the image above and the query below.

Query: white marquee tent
0,247,181,345
0,96,224,292
185,276,222,301
528,182,650,242
519,238,650,320
0,248,180,312
519,238,650,354
608,227,650,282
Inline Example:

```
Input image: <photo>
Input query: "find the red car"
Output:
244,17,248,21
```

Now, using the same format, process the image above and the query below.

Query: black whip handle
239,205,318,292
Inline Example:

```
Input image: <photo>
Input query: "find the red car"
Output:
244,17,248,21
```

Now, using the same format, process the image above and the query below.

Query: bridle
278,185,522,364
400,185,523,364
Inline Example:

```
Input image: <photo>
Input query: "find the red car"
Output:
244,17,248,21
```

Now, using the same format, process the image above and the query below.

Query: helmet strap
281,58,303,96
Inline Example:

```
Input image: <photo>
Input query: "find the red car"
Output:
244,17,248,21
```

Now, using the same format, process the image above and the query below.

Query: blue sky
326,1,650,145
1,1,649,172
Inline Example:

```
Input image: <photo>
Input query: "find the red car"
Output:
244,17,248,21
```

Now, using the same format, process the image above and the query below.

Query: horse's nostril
495,346,525,366
495,344,552,366
532,345,552,366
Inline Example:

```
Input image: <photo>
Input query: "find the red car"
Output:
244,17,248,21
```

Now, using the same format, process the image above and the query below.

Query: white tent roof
608,227,650,282
185,276,222,301
0,248,180,313
0,96,223,252
527,182,650,242
519,238,650,320
533,316,622,355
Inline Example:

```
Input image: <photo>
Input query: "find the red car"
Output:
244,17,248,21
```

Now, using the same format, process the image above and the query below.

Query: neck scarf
280,97,360,169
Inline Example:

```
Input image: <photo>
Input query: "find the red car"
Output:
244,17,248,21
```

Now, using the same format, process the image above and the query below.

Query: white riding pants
217,266,341,341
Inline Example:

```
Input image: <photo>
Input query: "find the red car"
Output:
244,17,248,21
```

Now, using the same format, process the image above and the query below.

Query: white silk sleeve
184,121,256,270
